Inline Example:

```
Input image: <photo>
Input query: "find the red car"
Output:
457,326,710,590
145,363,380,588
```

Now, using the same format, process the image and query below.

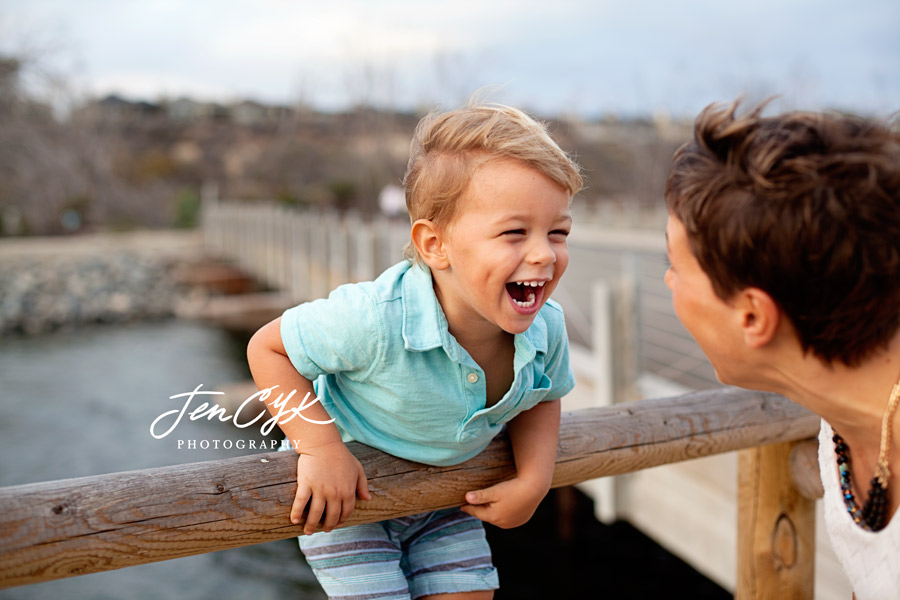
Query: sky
1,0,898,119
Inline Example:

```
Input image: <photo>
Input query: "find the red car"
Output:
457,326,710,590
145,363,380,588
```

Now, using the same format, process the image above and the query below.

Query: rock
0,248,191,335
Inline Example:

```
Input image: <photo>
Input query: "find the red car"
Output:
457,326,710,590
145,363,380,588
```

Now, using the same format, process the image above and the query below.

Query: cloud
1,0,897,115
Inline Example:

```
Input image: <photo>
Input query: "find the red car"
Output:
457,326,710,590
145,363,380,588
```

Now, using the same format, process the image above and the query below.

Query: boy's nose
527,238,556,265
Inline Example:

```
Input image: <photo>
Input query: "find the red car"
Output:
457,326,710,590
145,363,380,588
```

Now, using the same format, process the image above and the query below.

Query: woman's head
666,101,900,367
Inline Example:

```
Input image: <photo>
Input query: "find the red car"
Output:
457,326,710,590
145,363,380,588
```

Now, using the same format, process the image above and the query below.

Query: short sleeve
280,282,383,382
539,301,576,399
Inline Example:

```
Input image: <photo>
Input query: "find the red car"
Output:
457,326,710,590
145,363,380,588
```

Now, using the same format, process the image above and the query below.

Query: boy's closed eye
501,229,570,238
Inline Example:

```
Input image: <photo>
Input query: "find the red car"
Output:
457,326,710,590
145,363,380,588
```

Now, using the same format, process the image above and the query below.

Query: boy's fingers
465,487,495,505
304,496,326,535
321,499,343,533
460,504,489,521
291,484,312,525
356,469,371,500
340,495,356,525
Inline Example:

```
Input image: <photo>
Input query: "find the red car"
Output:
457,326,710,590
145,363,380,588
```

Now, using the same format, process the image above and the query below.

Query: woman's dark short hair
666,101,900,367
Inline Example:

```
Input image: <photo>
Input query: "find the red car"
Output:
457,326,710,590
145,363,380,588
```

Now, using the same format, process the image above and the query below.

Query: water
0,319,325,600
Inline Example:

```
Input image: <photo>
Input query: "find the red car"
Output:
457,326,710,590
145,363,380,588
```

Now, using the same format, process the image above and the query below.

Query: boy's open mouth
505,280,545,309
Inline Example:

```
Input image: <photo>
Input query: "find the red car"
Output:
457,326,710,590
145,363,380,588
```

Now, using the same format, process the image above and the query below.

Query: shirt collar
401,262,451,352
399,260,549,364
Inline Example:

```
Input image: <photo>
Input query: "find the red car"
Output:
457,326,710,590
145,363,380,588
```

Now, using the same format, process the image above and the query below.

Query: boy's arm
247,317,370,534
461,399,560,528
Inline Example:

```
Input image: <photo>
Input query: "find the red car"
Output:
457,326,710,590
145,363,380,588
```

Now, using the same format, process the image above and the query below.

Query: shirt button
467,373,479,383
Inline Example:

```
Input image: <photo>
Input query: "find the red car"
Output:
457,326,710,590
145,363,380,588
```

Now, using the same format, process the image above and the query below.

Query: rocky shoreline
0,231,205,336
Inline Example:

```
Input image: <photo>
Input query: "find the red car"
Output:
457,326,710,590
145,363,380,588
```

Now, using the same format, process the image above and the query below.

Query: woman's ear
738,288,780,349
410,219,450,270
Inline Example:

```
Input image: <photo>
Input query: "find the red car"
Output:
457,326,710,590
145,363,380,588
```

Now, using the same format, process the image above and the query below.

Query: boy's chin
500,314,539,335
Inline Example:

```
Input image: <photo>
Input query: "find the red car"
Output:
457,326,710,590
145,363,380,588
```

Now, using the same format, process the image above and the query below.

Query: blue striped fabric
298,508,499,599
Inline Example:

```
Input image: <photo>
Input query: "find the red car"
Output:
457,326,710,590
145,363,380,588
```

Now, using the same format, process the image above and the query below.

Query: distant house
99,94,133,117
231,100,273,125
167,97,213,122
77,95,161,121
230,100,292,125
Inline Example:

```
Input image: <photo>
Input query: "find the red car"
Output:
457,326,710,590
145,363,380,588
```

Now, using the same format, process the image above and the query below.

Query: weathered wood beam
737,441,817,599
0,388,818,589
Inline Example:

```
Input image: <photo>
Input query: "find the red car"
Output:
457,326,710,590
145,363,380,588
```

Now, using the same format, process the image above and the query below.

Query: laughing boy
247,102,582,600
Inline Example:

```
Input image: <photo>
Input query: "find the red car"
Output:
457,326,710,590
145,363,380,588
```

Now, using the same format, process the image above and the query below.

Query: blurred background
1,0,898,236
0,1,897,598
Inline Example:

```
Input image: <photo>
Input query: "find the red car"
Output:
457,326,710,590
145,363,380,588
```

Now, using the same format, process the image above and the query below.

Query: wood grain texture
0,388,819,589
736,441,816,600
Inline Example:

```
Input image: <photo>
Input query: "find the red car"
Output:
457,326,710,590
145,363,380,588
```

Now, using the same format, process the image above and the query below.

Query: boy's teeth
515,281,545,287
514,292,537,308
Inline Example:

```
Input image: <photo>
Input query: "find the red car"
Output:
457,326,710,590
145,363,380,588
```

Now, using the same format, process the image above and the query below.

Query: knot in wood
51,501,72,515
215,483,226,493
771,513,798,569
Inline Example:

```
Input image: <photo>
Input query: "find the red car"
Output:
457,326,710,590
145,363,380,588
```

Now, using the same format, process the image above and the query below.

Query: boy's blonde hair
402,102,584,263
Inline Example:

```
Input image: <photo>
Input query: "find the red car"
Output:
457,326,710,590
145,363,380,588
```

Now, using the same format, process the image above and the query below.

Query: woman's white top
819,420,900,599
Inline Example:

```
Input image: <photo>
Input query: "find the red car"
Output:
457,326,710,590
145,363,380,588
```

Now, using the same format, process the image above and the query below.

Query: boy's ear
410,219,450,270
737,287,780,349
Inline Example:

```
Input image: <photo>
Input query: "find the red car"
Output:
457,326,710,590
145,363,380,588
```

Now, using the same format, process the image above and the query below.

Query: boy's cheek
554,255,570,279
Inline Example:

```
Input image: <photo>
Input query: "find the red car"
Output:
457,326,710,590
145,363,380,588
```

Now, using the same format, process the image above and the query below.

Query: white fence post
355,221,376,282
277,205,290,292
580,277,637,524
589,280,617,523
201,181,220,256
310,209,329,299
290,211,309,301
328,212,349,290
265,203,278,288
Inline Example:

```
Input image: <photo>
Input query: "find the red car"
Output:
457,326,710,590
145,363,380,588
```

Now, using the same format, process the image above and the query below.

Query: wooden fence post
736,440,816,599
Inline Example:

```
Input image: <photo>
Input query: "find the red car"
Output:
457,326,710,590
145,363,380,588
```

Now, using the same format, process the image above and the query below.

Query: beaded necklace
833,378,900,532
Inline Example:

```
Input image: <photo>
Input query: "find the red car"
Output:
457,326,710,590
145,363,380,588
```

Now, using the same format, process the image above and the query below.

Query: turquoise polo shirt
280,260,575,467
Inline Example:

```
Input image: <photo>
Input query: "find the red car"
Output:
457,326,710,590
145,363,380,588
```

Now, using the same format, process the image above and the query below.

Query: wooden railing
0,388,821,598
0,195,825,595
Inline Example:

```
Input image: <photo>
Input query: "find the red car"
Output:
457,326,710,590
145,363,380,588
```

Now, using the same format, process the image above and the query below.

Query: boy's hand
460,476,549,529
292,441,371,535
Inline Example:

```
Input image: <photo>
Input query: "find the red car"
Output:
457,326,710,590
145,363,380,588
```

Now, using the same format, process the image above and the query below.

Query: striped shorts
298,507,499,599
